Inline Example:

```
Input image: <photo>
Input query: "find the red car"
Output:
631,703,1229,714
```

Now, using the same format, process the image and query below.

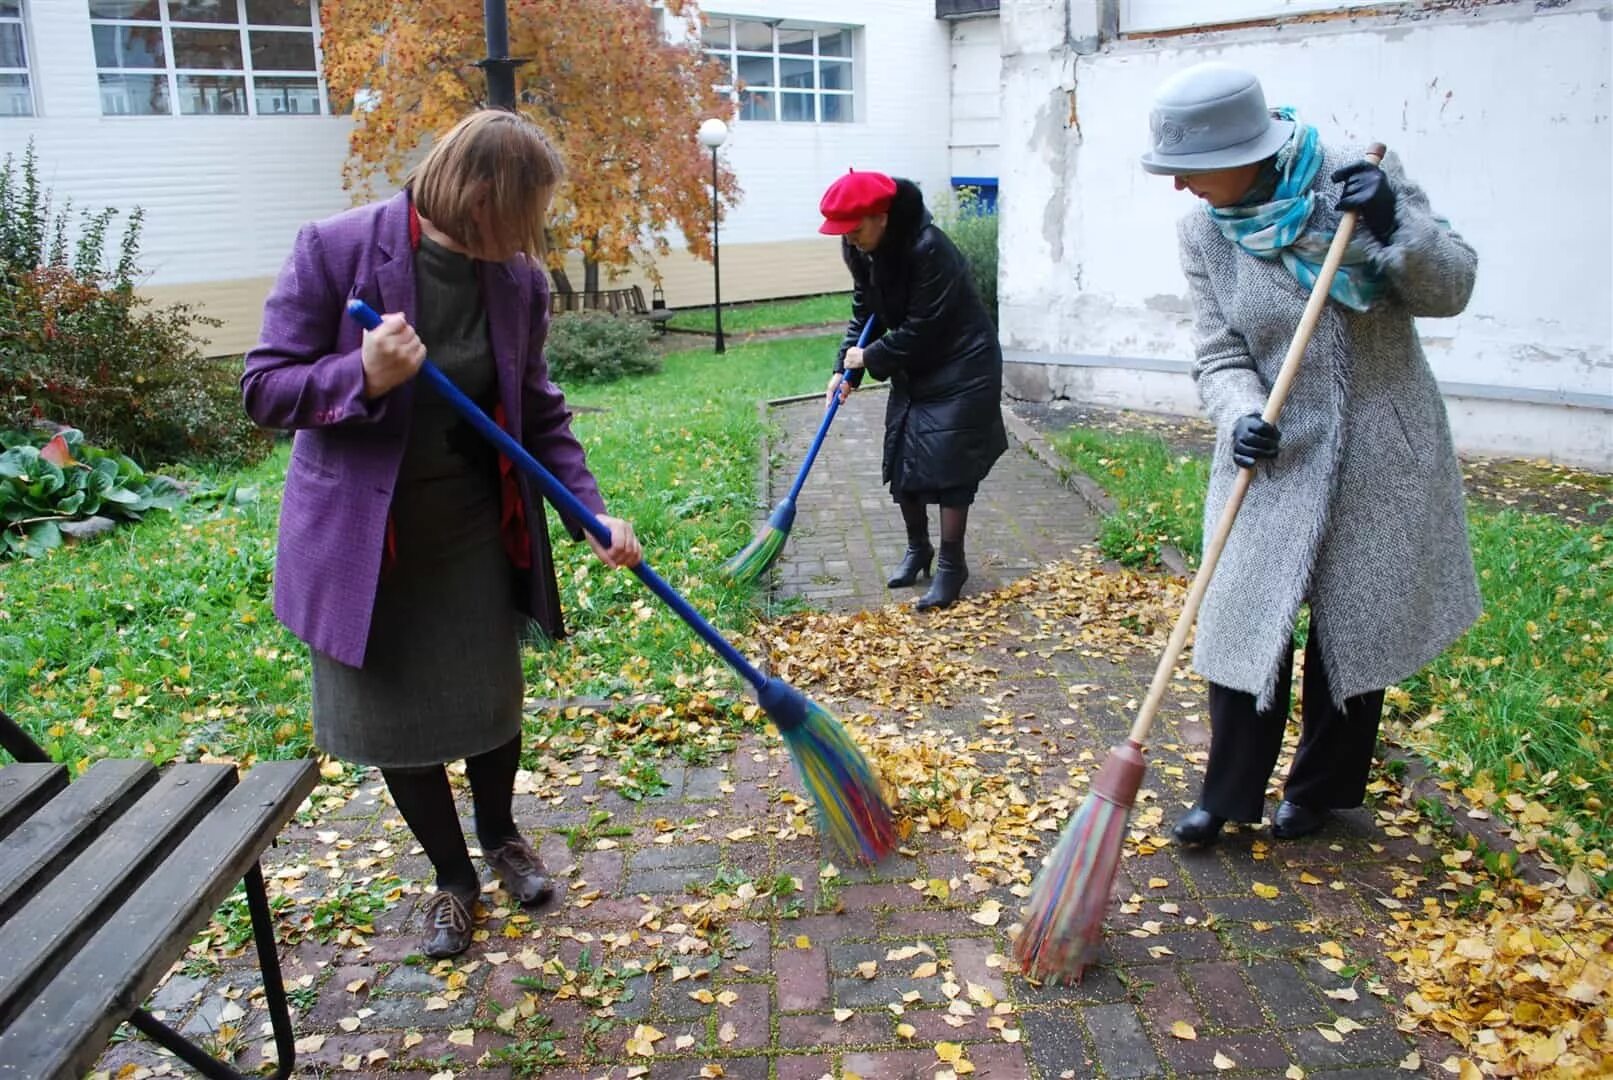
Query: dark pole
479,0,523,109
711,147,725,354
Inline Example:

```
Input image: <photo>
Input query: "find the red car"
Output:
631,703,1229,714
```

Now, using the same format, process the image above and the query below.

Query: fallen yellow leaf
1170,1021,1197,1041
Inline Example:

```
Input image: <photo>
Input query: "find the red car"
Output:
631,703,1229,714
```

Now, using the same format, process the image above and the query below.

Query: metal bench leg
127,863,296,1079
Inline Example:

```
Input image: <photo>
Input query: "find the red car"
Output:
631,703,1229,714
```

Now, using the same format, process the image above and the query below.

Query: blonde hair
407,109,564,260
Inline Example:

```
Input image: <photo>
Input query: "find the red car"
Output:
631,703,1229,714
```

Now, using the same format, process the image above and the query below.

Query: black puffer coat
836,180,1007,496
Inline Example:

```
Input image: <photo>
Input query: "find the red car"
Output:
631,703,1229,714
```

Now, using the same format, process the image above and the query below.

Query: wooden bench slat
0,764,68,843
0,759,155,923
0,759,316,1080
0,764,235,1029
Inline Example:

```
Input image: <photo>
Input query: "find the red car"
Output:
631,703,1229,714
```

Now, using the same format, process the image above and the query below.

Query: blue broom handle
785,317,877,505
345,299,769,692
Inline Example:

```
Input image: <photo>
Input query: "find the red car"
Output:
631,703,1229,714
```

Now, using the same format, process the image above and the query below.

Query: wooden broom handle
1126,143,1387,747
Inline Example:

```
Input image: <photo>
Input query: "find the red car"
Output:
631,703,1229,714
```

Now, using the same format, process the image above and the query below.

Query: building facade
2,0,976,355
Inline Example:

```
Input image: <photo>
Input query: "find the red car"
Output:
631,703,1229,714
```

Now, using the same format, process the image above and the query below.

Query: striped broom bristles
1013,740,1146,984
720,524,788,586
757,678,898,865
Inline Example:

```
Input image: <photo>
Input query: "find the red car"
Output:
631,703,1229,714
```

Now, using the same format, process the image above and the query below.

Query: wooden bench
550,284,676,336
0,709,317,1079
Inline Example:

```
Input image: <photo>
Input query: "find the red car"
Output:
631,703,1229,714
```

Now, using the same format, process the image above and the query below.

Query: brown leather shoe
484,837,554,907
422,889,475,958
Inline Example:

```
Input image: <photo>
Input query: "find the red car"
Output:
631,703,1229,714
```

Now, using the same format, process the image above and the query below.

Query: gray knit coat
1179,145,1482,709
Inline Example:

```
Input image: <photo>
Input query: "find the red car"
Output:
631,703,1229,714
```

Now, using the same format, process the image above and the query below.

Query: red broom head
1013,740,1146,984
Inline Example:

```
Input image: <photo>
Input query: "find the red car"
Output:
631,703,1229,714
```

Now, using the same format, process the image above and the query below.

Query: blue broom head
755,678,898,865
719,499,796,585
1013,791,1128,984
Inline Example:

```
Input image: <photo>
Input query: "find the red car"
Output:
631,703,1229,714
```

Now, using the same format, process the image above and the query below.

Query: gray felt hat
1139,63,1295,176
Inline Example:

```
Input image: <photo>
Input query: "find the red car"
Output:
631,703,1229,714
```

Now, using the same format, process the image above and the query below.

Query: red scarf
380,206,533,577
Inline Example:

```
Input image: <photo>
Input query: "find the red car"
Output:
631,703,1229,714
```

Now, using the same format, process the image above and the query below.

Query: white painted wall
948,14,1001,180
676,0,954,248
4,1,353,287
998,0,1613,468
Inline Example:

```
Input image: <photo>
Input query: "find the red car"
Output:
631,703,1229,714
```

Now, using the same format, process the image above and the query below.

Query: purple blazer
242,191,607,668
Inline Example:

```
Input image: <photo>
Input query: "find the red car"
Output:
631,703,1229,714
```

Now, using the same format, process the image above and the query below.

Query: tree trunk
583,257,600,295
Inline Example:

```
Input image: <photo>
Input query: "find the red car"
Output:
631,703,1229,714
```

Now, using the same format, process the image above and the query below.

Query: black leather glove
1331,160,1397,244
1231,413,1280,469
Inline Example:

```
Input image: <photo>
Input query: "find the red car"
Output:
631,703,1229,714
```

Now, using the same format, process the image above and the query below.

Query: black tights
897,498,968,548
381,734,522,897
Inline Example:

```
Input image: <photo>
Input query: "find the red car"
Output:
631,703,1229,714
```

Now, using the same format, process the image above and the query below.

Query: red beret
818,170,897,235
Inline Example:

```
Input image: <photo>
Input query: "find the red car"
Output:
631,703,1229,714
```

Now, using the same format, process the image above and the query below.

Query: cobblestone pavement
97,396,1463,1080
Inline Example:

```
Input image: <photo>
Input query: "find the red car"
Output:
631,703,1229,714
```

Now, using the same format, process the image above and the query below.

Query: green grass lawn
1,336,839,768
665,292,851,336
1051,426,1613,881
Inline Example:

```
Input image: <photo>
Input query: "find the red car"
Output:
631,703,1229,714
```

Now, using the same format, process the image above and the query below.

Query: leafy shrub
1,427,184,559
937,186,998,326
0,141,271,468
545,310,659,385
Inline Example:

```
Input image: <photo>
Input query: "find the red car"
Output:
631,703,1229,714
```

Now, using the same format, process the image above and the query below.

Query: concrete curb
999,405,1193,578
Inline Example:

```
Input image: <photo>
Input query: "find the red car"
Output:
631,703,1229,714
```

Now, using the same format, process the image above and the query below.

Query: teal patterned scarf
1206,109,1386,313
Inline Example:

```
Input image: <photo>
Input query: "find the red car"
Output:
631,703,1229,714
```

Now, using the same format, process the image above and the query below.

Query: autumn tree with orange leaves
319,0,738,290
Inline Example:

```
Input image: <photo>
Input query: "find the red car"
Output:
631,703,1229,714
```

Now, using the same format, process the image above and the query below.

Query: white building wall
998,0,1613,469
678,0,953,246
7,1,955,350
948,14,1001,181
4,0,353,288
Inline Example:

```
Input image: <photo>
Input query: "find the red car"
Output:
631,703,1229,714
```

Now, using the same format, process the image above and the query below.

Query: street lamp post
697,118,728,355
478,0,526,110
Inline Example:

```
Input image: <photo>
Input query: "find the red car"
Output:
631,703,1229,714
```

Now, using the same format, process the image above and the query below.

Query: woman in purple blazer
243,110,641,958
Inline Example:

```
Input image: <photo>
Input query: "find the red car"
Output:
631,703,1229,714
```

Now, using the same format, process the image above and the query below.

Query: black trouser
1200,629,1385,823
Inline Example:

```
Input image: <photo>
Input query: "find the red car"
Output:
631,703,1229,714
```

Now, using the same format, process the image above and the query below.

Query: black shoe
1172,807,1226,847
1272,801,1328,840
887,544,935,588
484,837,555,907
915,551,967,610
422,888,476,958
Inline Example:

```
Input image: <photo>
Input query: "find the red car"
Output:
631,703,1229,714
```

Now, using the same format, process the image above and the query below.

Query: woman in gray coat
1139,63,1481,846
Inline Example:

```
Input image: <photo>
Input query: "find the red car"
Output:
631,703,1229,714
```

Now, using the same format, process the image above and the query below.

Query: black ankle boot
916,543,967,610
887,542,935,588
1172,807,1226,847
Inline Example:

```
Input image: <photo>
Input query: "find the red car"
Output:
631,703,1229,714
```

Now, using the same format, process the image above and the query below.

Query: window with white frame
0,2,32,117
88,0,324,117
701,17,854,124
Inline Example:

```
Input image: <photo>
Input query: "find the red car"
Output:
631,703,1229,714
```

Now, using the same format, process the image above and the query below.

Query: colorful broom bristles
719,506,793,586
757,678,898,865
1013,739,1147,983
1013,791,1125,982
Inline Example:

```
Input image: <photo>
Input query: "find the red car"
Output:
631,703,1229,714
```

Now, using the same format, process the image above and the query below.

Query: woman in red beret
820,170,1007,610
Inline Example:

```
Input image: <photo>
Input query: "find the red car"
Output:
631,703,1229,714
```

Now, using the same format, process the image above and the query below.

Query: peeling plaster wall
998,0,1613,468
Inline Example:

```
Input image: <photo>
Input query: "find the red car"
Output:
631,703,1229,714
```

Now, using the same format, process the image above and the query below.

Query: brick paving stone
1247,960,1334,1027
842,1047,946,1080
776,1054,835,1080
1080,1003,1162,1079
1182,961,1266,1030
1020,1007,1099,1079
965,1042,1035,1079
1136,967,1204,1033
1159,1031,1294,1075
778,1010,890,1048
1290,1023,1414,1068
775,946,830,1011
719,982,773,1049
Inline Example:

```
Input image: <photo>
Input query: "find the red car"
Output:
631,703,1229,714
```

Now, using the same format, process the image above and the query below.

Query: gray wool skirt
309,528,524,769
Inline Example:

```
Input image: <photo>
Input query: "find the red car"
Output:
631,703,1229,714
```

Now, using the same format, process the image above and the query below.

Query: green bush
0,427,184,559
545,310,659,384
937,187,998,326
0,141,271,468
